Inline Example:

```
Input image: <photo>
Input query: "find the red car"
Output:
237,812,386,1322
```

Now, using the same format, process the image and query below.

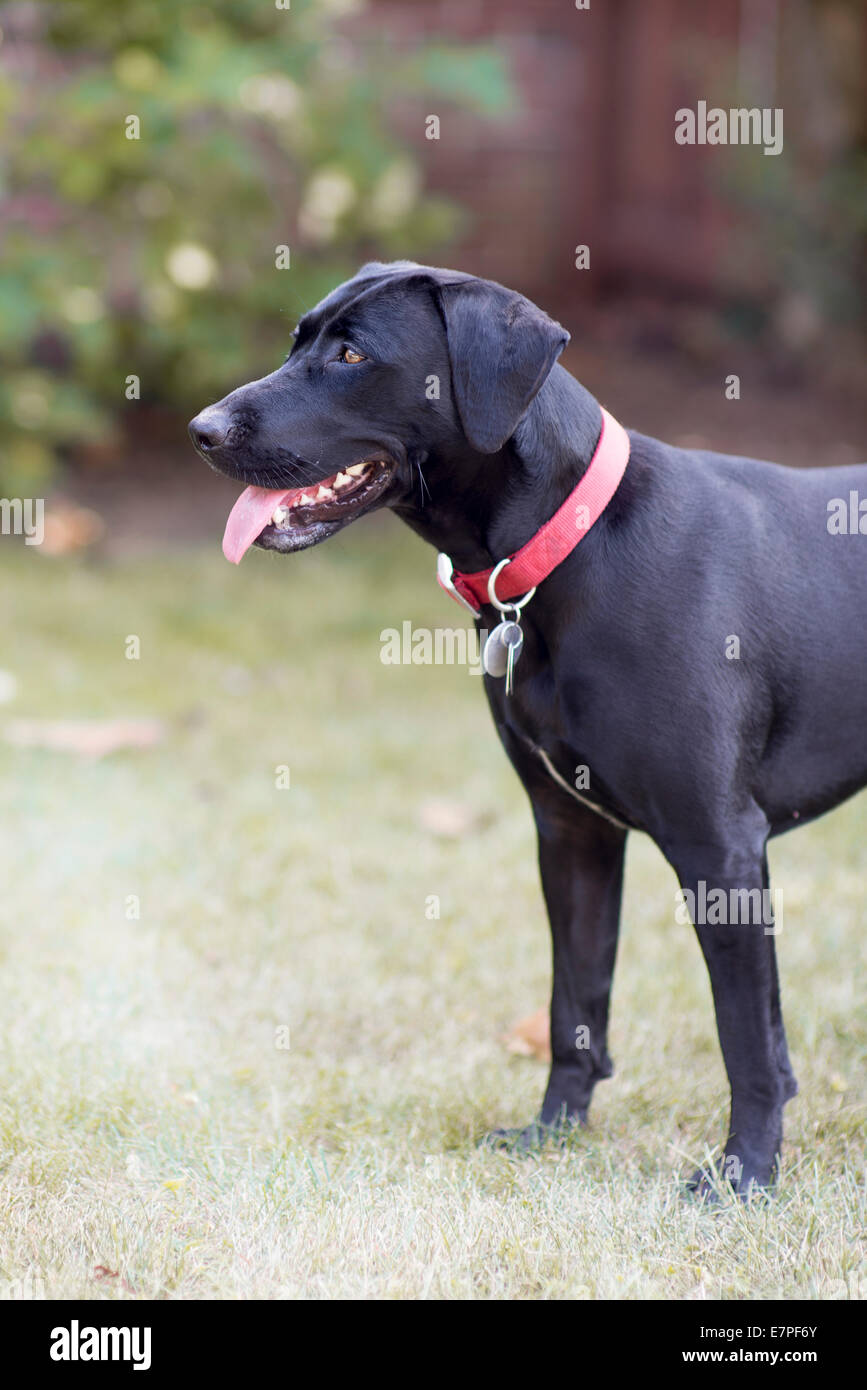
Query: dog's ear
436,279,570,453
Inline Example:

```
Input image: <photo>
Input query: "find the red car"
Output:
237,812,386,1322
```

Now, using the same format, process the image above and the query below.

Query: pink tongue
222,486,292,564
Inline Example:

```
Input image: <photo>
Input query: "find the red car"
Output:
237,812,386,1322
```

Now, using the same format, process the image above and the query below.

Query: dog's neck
394,366,603,572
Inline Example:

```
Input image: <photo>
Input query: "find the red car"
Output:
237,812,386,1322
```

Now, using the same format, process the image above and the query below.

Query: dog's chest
481,626,634,831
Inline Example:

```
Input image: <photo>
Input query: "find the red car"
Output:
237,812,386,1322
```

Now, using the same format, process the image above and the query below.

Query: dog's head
189,261,569,561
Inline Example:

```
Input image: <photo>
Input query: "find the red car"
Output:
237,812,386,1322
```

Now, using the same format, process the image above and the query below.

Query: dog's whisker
415,457,431,506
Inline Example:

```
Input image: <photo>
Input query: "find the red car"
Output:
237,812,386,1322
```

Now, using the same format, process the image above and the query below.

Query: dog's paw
482,1122,548,1154
684,1167,724,1206
481,1115,585,1155
685,1158,776,1205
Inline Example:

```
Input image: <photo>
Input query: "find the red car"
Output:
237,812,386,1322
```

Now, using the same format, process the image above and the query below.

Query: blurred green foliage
0,0,512,491
720,0,867,349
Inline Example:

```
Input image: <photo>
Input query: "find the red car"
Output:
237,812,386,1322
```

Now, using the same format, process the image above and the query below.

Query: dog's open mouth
222,459,393,562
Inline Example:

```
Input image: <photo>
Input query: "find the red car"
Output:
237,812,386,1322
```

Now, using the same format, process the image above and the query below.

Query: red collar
437,406,630,617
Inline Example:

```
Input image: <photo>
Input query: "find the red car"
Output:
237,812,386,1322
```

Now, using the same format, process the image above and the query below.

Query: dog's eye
339,345,366,364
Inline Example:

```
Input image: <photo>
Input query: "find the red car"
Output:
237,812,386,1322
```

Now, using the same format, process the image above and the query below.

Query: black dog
190,261,865,1196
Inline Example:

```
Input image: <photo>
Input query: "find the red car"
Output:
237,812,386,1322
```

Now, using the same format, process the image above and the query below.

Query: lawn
0,519,864,1300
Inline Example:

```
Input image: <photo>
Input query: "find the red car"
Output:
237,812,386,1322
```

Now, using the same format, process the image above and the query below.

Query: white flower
368,160,420,229
10,374,51,427
61,287,104,324
165,243,217,291
298,169,356,245
238,74,302,120
320,0,365,14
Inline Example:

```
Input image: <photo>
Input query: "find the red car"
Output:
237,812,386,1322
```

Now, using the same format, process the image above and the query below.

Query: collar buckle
436,552,482,619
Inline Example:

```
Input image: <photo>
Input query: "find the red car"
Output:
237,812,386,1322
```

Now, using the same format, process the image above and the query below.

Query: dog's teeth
316,486,333,501
346,463,366,477
272,505,289,525
333,472,352,489
297,493,313,506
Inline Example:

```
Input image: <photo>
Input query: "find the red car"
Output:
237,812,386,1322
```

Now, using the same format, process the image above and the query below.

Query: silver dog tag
483,620,524,682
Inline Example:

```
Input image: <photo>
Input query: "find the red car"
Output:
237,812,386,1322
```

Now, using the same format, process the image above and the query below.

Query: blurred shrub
0,0,512,492
721,0,866,358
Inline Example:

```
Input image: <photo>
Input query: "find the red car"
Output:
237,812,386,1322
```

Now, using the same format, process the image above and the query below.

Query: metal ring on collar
487,558,537,614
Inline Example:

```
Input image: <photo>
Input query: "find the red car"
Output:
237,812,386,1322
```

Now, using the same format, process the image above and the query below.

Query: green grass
0,519,864,1300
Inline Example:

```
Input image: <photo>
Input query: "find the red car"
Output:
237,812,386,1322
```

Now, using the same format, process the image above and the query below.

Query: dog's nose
189,406,231,451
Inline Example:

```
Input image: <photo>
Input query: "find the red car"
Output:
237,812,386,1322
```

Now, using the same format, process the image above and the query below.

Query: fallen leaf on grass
40,503,105,556
418,798,480,838
502,1006,551,1062
93,1266,136,1294
4,717,165,758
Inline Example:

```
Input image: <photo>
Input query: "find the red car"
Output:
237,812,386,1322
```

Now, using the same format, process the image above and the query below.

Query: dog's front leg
674,843,798,1197
487,738,627,1147
536,803,627,1128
